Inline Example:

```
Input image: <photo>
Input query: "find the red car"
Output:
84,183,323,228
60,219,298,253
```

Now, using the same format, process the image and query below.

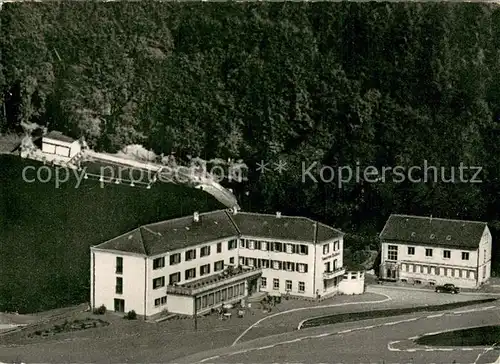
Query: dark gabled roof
380,214,487,249
93,210,344,256
142,210,238,255
43,131,75,143
229,212,343,243
94,228,147,255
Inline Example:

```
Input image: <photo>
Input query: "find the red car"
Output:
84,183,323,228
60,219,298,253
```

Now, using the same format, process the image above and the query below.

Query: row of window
401,263,476,279
195,282,246,311
154,296,167,307
261,277,306,293
153,259,234,288
387,245,471,261
323,241,341,255
150,240,238,270
240,240,310,255
239,256,308,272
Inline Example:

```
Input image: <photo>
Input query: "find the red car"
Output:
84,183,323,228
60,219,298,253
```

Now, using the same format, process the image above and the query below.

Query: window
273,278,279,290
323,244,330,255
200,264,211,276
333,241,340,251
325,262,331,272
435,267,440,275
217,243,222,253
200,246,211,257
248,240,255,249
285,262,295,271
214,260,224,272
333,259,337,270
185,268,196,280
407,247,415,255
272,260,282,270
215,291,221,304
443,250,451,259
185,249,196,261
240,240,245,248
153,257,165,270
229,257,235,264
239,257,245,266
286,244,294,254
261,241,268,251
169,272,180,285
260,259,270,268
202,296,208,308
196,297,201,310
170,253,181,265
153,276,165,289
388,245,398,260
234,284,240,296
114,299,125,313
228,286,234,299
115,277,123,294
298,281,305,293
261,277,267,288
221,288,227,301
286,280,292,291
299,245,308,255
208,293,214,306
425,248,433,257
274,242,283,252
116,257,123,274
297,263,308,273
462,252,470,260
228,240,237,250
247,258,256,267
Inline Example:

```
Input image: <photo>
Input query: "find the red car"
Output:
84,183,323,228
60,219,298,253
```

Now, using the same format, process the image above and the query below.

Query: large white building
90,209,364,318
379,214,492,288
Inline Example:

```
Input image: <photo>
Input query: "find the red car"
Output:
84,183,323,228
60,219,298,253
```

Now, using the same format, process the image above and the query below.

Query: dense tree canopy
2,2,500,268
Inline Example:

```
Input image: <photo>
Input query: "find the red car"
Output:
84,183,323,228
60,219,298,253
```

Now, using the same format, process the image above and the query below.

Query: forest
2,1,500,310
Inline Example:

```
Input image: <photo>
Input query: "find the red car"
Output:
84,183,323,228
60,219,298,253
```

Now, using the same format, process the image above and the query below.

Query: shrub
94,305,106,315
124,310,137,320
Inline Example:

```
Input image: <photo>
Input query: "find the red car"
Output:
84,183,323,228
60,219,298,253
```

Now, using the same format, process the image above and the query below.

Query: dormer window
446,235,451,240
430,234,435,239
411,232,416,237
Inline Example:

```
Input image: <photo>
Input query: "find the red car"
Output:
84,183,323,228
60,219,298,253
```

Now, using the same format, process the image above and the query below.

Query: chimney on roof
193,211,200,222
276,211,282,218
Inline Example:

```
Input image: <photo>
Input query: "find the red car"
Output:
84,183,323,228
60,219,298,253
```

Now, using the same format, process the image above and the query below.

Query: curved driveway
178,301,500,364
177,286,500,364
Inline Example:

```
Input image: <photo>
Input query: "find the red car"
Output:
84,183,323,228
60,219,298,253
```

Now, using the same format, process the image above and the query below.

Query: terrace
167,266,262,297
323,266,346,280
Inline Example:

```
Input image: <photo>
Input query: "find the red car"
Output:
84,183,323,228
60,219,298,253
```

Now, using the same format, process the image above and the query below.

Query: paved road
0,286,495,363
177,299,500,364
233,285,493,345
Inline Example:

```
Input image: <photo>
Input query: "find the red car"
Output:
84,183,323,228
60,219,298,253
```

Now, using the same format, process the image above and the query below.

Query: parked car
435,283,460,294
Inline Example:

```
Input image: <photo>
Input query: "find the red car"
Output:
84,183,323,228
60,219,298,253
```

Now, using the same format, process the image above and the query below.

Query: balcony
323,267,346,280
166,266,262,297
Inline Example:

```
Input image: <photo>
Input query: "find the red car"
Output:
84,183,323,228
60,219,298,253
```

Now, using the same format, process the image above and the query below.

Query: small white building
379,214,492,289
90,210,365,318
41,131,81,159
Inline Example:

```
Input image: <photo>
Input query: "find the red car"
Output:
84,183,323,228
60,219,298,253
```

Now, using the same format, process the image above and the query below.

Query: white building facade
379,214,492,289
91,210,364,318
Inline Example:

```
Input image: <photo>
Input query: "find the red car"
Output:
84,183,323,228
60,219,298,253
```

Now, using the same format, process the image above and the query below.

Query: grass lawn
0,155,222,313
416,325,500,347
